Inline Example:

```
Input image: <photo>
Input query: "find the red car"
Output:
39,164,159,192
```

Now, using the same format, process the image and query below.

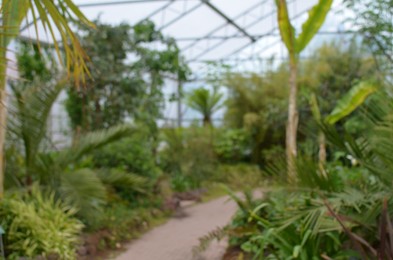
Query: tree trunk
286,58,298,181
0,87,7,198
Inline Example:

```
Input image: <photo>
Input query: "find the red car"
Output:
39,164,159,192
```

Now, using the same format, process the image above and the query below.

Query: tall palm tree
187,87,224,126
0,0,93,197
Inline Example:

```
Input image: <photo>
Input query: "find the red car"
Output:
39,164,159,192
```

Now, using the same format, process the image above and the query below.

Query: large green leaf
295,0,333,53
326,81,377,124
275,0,296,57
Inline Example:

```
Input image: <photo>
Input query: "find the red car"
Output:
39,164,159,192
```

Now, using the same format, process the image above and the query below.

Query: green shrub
86,201,166,248
0,187,83,260
160,127,217,190
214,128,250,163
92,130,160,178
213,164,263,189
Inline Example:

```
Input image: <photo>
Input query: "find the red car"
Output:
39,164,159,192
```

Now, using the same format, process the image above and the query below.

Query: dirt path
114,195,239,260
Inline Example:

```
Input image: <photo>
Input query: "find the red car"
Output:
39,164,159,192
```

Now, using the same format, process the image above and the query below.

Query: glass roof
17,0,355,126
20,0,353,75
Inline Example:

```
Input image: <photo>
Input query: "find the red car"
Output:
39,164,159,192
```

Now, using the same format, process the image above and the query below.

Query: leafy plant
7,71,146,221
159,127,217,190
0,0,93,197
65,19,189,131
0,187,83,259
275,0,334,179
187,87,224,126
214,129,250,163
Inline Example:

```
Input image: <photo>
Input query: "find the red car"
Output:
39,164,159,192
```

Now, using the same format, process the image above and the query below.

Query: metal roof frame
19,0,354,67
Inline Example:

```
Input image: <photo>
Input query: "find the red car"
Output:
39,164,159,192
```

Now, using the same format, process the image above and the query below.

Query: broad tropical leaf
295,0,334,53
326,81,377,124
275,0,296,57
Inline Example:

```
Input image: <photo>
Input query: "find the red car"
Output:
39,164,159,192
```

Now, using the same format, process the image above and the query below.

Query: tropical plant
224,72,287,164
275,0,334,179
7,75,146,220
65,19,189,132
187,87,224,126
0,186,83,259
159,127,217,190
0,0,92,198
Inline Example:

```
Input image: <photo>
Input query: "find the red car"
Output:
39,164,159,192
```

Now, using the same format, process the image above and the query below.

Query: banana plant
0,0,93,197
274,0,334,180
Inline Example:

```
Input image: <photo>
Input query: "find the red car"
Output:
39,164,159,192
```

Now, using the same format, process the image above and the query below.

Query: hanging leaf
326,81,377,125
295,0,334,53
275,0,296,57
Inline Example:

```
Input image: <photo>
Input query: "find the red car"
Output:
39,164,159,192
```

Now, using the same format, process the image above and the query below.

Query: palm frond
55,124,135,170
187,87,224,123
1,0,93,84
59,168,106,219
8,77,67,168
96,169,148,194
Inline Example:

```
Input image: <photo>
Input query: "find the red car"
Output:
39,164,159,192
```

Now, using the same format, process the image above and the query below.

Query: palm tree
0,0,92,197
187,87,224,126
7,77,146,219
274,0,333,180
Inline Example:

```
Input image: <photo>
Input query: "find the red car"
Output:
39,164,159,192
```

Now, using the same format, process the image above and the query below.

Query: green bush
214,128,251,163
86,201,165,249
213,164,263,189
160,127,217,190
0,187,83,260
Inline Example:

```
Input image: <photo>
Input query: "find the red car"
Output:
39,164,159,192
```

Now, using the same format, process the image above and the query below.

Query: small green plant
0,187,83,259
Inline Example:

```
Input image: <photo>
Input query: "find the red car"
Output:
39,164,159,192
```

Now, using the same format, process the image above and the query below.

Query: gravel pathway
114,195,239,260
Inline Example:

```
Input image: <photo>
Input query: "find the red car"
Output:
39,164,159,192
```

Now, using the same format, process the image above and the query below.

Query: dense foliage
65,20,189,132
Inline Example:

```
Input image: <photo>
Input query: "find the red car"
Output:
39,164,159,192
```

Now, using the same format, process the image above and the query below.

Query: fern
193,226,229,255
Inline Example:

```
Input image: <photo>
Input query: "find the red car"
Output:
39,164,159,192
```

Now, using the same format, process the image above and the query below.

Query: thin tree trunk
0,87,7,198
286,58,298,181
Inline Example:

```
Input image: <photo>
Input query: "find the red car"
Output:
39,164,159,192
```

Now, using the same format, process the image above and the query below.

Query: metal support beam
78,0,188,8
201,0,256,43
182,0,267,52
143,0,175,22
159,2,203,30
175,30,354,41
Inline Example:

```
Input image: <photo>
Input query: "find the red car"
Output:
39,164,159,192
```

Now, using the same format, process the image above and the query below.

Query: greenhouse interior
0,0,392,259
